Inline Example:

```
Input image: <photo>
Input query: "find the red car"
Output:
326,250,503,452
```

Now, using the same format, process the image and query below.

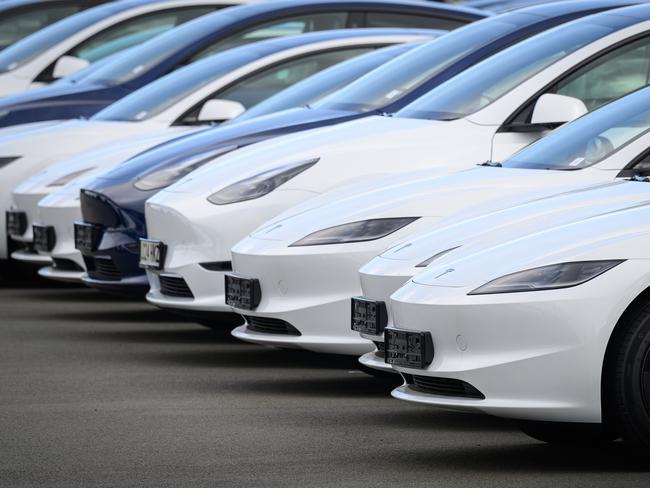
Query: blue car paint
78,0,640,294
0,0,486,127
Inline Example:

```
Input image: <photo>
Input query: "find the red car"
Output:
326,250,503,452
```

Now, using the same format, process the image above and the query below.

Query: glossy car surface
0,0,484,123
0,0,246,97
228,85,650,355
143,4,650,323
0,0,110,52
21,39,428,281
78,0,629,297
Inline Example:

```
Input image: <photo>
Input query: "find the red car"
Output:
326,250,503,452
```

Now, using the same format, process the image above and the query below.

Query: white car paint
4,31,425,263
387,198,650,425
0,0,250,96
144,9,650,323
11,132,191,275
227,85,650,355
356,178,650,372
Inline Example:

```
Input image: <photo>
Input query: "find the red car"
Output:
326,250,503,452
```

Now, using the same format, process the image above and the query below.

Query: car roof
130,27,438,94
512,0,650,17
216,0,489,23
0,0,106,10
224,26,439,57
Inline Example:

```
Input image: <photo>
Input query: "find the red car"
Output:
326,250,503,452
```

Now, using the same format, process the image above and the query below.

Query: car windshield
0,1,141,72
93,48,261,122
235,42,419,122
312,14,534,113
72,9,243,87
0,3,82,51
396,15,634,121
503,88,650,170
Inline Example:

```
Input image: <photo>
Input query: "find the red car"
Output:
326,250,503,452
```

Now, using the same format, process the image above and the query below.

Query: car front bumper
144,188,316,313
228,244,386,356
35,197,86,281
387,262,647,423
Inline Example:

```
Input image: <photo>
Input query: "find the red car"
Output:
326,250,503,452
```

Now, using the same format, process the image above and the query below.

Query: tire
518,420,616,445
604,300,650,449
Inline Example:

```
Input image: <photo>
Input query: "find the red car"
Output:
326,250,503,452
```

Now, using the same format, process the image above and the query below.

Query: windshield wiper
479,160,502,167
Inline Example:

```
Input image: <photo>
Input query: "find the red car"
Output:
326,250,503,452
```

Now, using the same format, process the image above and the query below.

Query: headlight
290,217,419,247
468,260,624,295
416,246,461,268
134,145,237,191
207,158,318,205
47,167,94,187
0,156,20,168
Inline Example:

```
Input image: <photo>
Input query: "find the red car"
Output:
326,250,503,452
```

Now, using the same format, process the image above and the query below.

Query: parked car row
3,0,650,449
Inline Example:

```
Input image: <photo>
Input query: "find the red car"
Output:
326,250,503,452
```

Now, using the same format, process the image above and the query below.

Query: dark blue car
0,0,110,52
77,0,642,296
0,0,486,127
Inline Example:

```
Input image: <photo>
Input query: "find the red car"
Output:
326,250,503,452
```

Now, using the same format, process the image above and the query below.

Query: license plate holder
351,297,388,335
385,327,434,369
74,222,102,254
33,224,56,252
225,273,261,310
6,211,27,237
139,238,167,270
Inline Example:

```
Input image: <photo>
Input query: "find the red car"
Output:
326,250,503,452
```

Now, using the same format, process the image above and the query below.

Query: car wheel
605,301,650,448
518,420,615,445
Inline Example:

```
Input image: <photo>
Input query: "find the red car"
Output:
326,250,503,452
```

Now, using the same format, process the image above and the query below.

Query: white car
386,193,650,447
0,0,246,96
144,4,650,322
29,41,426,283
227,85,650,355
4,29,426,265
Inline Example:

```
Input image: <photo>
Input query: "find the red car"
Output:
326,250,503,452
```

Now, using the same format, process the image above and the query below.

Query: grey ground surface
0,279,649,487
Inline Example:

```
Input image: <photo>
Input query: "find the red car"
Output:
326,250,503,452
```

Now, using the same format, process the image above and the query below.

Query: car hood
0,120,170,166
158,115,445,196
93,106,360,184
358,178,650,280
14,126,198,195
412,199,650,289
249,166,617,245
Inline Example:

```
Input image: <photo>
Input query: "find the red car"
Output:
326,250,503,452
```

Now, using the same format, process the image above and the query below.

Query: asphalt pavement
1,279,649,487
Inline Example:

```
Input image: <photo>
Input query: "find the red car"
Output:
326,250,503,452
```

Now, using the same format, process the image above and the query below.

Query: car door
491,34,650,162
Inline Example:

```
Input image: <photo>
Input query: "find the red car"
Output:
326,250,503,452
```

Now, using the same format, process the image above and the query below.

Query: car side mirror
197,99,245,123
52,55,90,80
531,93,588,126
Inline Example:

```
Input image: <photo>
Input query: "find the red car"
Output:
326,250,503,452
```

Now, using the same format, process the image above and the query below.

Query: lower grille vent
244,315,301,336
88,257,121,281
409,375,485,399
159,275,194,298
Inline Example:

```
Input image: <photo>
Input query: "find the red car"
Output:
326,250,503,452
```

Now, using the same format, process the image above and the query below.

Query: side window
512,36,650,126
620,149,650,177
0,5,82,50
68,7,218,63
553,36,650,111
189,12,350,62
179,47,370,124
365,11,466,30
